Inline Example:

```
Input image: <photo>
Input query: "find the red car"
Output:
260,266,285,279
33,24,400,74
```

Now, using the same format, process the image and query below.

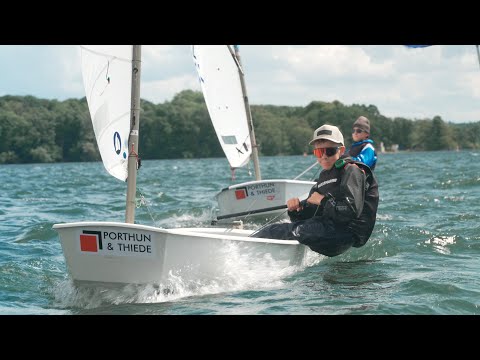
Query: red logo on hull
80,234,98,252
235,189,247,200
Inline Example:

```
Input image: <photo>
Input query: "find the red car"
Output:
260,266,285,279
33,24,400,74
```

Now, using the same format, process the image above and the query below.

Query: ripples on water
1,151,480,314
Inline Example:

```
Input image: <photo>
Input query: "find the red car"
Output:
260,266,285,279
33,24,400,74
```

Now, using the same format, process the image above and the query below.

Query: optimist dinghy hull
53,222,307,285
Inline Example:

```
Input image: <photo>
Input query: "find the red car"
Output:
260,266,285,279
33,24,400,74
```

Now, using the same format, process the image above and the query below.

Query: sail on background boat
192,45,316,223
80,45,132,181
192,45,252,169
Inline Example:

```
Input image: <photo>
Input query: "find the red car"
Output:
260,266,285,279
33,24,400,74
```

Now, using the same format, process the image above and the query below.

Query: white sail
192,45,252,169
80,45,133,181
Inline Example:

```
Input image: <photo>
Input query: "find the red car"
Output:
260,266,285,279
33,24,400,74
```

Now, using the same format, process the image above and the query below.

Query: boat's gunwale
53,221,301,246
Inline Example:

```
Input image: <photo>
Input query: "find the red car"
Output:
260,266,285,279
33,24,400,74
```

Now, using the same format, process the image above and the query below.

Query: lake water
1,151,479,314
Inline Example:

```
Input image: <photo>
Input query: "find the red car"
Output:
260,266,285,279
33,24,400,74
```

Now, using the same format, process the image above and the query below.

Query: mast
125,45,142,223
232,45,261,181
476,45,480,70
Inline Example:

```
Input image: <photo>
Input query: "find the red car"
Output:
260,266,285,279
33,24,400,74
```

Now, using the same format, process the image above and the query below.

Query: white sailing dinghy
192,45,316,223
53,45,307,286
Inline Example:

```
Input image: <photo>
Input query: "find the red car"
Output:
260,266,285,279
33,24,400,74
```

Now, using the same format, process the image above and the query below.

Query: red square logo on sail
80,234,98,252
235,189,247,200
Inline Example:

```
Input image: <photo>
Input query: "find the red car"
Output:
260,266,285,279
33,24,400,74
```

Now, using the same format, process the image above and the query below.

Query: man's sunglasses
352,128,365,134
313,147,340,158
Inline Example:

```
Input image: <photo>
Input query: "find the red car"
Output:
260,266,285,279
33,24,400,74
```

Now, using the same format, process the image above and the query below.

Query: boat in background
192,45,316,223
53,45,307,286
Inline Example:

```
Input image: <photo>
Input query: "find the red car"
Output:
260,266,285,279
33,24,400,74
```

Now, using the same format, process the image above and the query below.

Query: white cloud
142,74,200,103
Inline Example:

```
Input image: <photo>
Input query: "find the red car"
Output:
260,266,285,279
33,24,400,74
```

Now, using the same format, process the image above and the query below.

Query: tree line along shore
1,90,478,164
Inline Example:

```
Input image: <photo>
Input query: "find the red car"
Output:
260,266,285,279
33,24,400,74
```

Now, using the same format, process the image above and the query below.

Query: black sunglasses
352,129,365,134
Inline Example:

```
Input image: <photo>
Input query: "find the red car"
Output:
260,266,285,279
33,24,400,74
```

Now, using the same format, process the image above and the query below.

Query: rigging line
137,187,158,226
210,185,263,224
294,161,319,180
249,208,289,237
240,133,252,151
241,184,308,222
129,143,139,157
129,144,141,170
242,193,263,217
310,166,321,181
80,46,131,63
250,199,321,238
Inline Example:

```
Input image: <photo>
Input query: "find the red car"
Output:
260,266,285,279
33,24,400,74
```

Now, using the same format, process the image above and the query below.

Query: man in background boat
344,116,377,170
250,124,379,257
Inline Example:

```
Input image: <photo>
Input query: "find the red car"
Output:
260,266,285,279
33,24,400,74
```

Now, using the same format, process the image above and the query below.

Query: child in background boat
344,116,377,170
250,124,379,257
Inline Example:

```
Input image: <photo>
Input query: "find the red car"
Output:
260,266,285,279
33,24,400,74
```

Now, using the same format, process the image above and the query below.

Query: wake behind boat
53,45,308,286
192,45,316,223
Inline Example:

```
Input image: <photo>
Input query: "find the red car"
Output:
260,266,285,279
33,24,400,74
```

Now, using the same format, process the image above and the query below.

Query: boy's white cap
309,124,344,146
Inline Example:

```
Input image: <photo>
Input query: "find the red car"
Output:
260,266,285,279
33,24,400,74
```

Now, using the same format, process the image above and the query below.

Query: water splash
51,242,321,311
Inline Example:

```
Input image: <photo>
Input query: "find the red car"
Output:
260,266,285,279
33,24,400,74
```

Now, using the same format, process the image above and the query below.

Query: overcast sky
0,45,479,123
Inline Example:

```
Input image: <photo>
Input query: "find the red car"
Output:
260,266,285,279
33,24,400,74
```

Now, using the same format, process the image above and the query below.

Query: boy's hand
287,197,302,212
